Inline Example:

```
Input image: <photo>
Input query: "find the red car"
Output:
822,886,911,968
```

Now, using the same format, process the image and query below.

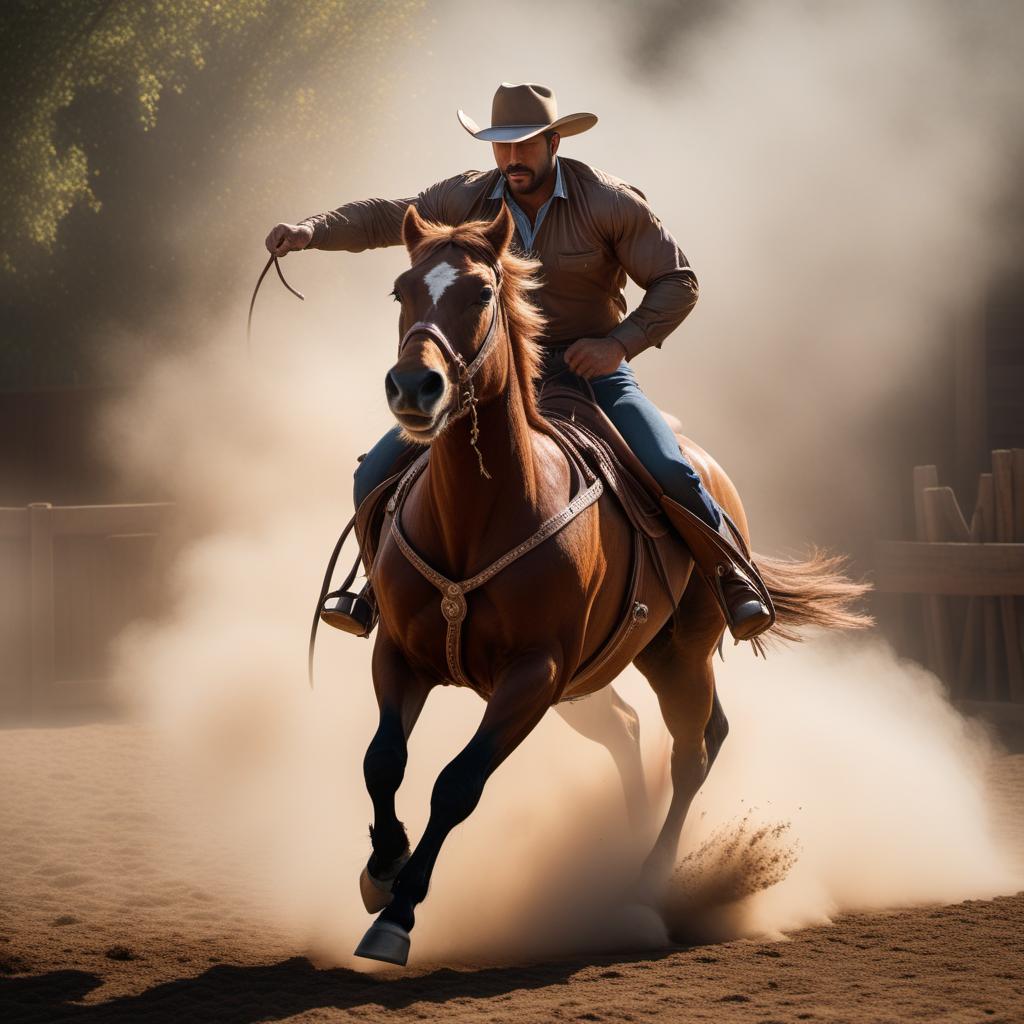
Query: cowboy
266,83,771,642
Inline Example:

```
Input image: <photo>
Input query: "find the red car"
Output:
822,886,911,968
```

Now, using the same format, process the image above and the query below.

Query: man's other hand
564,337,628,379
265,222,313,257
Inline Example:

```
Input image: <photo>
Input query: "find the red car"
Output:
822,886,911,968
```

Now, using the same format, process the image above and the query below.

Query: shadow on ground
2,951,678,1024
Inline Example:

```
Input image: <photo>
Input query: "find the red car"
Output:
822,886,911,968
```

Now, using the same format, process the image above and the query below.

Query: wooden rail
873,451,1024,702
0,501,175,718
873,542,1024,595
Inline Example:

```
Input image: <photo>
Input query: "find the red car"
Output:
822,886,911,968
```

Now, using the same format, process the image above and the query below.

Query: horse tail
753,547,873,646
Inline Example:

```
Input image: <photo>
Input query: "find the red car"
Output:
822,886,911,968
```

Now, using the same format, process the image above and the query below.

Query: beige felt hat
457,82,597,143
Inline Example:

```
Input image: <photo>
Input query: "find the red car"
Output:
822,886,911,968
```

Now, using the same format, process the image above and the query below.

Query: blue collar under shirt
488,158,566,251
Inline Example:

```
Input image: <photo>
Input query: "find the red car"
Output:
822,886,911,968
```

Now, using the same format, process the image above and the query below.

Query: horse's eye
479,286,493,304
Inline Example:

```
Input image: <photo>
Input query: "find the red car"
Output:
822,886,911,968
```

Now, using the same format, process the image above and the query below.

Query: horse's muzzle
385,367,450,435
386,367,447,415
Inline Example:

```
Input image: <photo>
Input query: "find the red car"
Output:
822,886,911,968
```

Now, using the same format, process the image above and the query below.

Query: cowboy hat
457,82,597,143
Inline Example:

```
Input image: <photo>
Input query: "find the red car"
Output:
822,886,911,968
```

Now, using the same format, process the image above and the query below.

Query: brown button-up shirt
301,156,698,359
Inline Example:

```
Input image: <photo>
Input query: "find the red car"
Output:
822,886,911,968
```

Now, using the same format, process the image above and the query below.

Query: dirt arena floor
2,722,1022,1024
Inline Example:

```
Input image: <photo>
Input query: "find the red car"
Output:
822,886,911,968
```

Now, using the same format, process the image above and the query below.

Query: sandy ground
2,722,1022,1024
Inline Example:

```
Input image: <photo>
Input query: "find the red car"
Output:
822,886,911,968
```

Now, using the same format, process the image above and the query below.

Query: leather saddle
537,370,670,541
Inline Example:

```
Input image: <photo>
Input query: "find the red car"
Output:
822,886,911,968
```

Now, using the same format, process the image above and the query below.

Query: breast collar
381,418,603,689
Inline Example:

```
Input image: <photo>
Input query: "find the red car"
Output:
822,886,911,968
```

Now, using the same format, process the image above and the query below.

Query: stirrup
713,564,772,640
321,588,376,637
660,495,776,643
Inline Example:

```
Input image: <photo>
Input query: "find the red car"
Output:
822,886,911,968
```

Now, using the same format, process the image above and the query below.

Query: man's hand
564,337,628,379
265,222,314,257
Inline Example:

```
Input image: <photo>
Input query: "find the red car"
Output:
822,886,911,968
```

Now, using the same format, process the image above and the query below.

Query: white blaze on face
423,261,459,307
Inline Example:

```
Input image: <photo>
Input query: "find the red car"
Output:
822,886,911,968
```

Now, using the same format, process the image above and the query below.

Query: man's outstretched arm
265,178,460,257
265,196,414,256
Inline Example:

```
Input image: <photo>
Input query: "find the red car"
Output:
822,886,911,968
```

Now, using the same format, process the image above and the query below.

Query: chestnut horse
352,204,868,965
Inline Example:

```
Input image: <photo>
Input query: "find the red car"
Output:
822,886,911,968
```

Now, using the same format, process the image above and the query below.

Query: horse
349,203,869,965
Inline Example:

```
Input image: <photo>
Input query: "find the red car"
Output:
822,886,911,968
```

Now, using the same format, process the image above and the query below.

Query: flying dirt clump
661,814,801,945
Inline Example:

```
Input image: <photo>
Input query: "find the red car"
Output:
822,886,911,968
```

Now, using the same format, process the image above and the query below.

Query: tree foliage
0,0,420,273
0,0,422,389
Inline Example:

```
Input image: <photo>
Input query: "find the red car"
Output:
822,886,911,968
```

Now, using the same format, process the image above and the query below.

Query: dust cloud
98,0,1021,966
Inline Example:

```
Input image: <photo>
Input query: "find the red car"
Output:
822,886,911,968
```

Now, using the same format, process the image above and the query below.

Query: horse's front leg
355,652,560,966
361,636,436,914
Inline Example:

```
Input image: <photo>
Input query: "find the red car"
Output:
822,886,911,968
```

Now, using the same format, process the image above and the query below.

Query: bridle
395,260,505,478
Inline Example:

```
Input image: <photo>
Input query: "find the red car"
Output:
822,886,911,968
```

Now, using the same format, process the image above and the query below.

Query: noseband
395,262,504,478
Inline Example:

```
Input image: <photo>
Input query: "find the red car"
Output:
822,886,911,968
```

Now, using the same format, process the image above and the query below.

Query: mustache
504,165,532,176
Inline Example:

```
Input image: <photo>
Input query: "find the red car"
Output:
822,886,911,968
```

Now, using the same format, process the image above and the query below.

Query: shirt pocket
558,249,602,273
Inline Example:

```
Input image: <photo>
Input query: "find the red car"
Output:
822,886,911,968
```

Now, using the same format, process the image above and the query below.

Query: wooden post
923,487,969,697
959,497,983,697
913,467,954,686
977,473,1002,700
1014,449,1024,673
920,486,958,690
924,486,970,542
28,503,55,717
1014,450,1024,542
992,451,1024,700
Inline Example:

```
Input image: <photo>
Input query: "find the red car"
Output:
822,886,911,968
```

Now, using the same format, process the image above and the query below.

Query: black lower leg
381,737,494,931
363,710,410,868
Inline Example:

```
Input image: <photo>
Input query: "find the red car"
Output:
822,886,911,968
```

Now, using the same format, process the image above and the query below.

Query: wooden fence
873,450,1024,701
0,502,175,718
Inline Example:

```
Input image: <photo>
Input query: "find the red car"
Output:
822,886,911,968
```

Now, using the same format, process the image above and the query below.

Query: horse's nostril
419,371,444,406
387,368,445,415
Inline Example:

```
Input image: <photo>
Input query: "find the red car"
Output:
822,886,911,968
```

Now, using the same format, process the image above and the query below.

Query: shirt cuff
299,215,327,249
608,319,652,361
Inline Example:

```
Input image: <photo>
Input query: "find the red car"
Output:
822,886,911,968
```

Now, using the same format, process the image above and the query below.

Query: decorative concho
440,588,467,624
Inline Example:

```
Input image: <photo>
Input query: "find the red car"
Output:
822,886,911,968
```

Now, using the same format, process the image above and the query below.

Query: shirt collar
489,158,566,201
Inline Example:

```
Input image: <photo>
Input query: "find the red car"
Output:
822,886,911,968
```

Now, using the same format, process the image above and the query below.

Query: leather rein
247,254,304,355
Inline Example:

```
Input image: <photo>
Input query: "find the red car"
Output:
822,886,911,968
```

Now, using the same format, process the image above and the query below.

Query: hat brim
457,109,597,142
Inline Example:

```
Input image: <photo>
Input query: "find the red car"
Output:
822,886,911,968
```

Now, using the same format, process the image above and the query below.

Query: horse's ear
483,204,515,258
402,204,428,253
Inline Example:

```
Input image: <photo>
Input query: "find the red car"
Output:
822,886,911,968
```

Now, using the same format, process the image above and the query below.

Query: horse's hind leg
555,685,651,830
633,610,724,886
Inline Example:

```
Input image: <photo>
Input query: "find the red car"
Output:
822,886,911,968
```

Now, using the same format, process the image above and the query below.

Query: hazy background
4,0,1024,967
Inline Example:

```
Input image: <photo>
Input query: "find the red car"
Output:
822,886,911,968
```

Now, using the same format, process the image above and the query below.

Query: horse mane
408,219,548,432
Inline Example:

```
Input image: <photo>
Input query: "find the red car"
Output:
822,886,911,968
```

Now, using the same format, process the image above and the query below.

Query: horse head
384,205,519,446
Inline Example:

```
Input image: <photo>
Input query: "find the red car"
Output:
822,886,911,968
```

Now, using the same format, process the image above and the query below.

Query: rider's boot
660,495,774,642
321,582,378,638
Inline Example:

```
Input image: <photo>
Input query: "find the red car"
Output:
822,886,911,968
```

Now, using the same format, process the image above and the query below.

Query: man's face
491,133,560,197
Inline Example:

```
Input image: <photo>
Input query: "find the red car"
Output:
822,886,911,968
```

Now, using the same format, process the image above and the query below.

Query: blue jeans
353,361,721,528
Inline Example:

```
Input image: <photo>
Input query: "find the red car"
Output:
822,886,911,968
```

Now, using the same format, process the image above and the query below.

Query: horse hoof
359,851,410,913
354,919,411,966
360,866,395,913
